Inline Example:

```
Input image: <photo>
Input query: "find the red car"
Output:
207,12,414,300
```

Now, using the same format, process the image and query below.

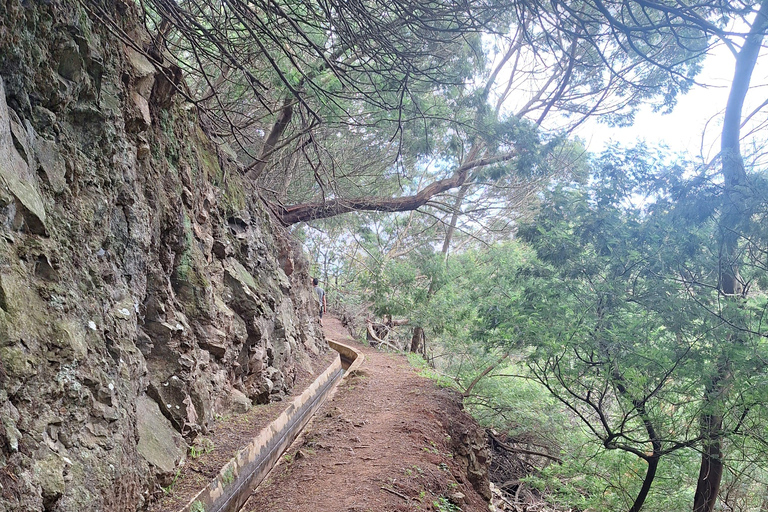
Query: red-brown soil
242,317,489,512
148,347,338,512
149,316,490,512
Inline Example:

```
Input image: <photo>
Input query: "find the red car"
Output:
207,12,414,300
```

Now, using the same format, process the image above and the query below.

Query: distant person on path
313,277,326,324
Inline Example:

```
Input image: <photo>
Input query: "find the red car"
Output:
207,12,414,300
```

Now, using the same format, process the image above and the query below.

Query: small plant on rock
189,438,214,459
433,496,461,512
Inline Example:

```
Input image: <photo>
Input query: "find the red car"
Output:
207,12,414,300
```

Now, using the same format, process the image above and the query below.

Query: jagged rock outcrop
0,1,324,510
447,392,492,502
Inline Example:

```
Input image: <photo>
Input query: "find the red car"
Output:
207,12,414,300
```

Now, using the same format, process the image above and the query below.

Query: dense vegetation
310,143,768,511
105,0,768,509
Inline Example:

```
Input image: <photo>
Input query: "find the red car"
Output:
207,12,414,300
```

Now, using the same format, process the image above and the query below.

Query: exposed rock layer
0,1,324,510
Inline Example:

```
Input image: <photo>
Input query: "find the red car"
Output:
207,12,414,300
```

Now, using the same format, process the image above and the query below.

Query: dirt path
148,348,338,512
241,317,490,512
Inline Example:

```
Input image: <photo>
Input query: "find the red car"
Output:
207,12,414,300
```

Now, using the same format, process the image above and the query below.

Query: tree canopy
86,0,735,232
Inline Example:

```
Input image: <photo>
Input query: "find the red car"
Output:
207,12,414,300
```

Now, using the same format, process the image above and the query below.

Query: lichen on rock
0,1,326,510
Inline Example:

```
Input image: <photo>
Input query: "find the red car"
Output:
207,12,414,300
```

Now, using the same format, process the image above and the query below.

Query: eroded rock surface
0,1,325,510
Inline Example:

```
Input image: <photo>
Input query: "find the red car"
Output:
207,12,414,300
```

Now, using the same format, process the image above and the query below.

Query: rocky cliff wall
0,0,325,510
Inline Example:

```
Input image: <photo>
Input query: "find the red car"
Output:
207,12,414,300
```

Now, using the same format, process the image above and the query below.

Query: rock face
446,392,492,503
0,1,324,510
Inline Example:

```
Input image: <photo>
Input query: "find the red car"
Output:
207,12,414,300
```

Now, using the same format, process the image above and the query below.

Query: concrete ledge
178,339,363,512
327,338,364,374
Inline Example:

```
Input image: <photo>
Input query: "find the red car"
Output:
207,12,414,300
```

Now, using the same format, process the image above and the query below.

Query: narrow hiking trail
242,317,491,512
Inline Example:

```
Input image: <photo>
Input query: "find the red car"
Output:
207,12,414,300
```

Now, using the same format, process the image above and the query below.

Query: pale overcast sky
581,41,768,163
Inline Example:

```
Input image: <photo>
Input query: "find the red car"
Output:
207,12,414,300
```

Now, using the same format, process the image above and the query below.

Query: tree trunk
693,362,729,512
410,326,425,354
440,182,471,262
693,4,768,511
614,374,663,512
692,413,724,512
245,95,295,181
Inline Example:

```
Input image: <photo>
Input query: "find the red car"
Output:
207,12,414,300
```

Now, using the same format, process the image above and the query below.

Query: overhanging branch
276,153,516,225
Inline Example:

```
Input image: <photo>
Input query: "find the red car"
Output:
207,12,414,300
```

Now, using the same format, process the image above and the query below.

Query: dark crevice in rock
0,284,7,313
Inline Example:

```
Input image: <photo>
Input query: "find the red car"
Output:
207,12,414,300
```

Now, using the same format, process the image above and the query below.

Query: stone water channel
176,340,363,512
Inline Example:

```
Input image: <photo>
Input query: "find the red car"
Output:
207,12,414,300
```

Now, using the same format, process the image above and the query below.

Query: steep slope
0,1,324,510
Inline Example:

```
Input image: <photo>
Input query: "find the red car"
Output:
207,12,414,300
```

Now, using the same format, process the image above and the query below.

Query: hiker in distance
313,277,327,325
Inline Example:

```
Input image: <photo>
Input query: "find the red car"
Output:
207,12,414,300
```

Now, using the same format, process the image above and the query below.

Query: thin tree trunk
614,376,663,512
437,140,484,262
462,354,507,398
629,409,663,512
692,411,724,512
630,456,660,512
693,365,729,512
440,182,471,262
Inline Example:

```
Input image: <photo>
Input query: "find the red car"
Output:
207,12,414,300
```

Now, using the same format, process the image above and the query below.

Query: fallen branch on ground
366,322,402,352
380,486,409,501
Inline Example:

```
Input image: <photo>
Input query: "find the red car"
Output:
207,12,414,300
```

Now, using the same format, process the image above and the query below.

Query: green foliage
407,353,457,390
507,147,767,508
522,430,701,511
464,362,560,439
398,145,768,510
161,467,183,495
369,249,445,318
433,496,461,512
221,467,235,486
189,438,214,459
304,138,768,511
